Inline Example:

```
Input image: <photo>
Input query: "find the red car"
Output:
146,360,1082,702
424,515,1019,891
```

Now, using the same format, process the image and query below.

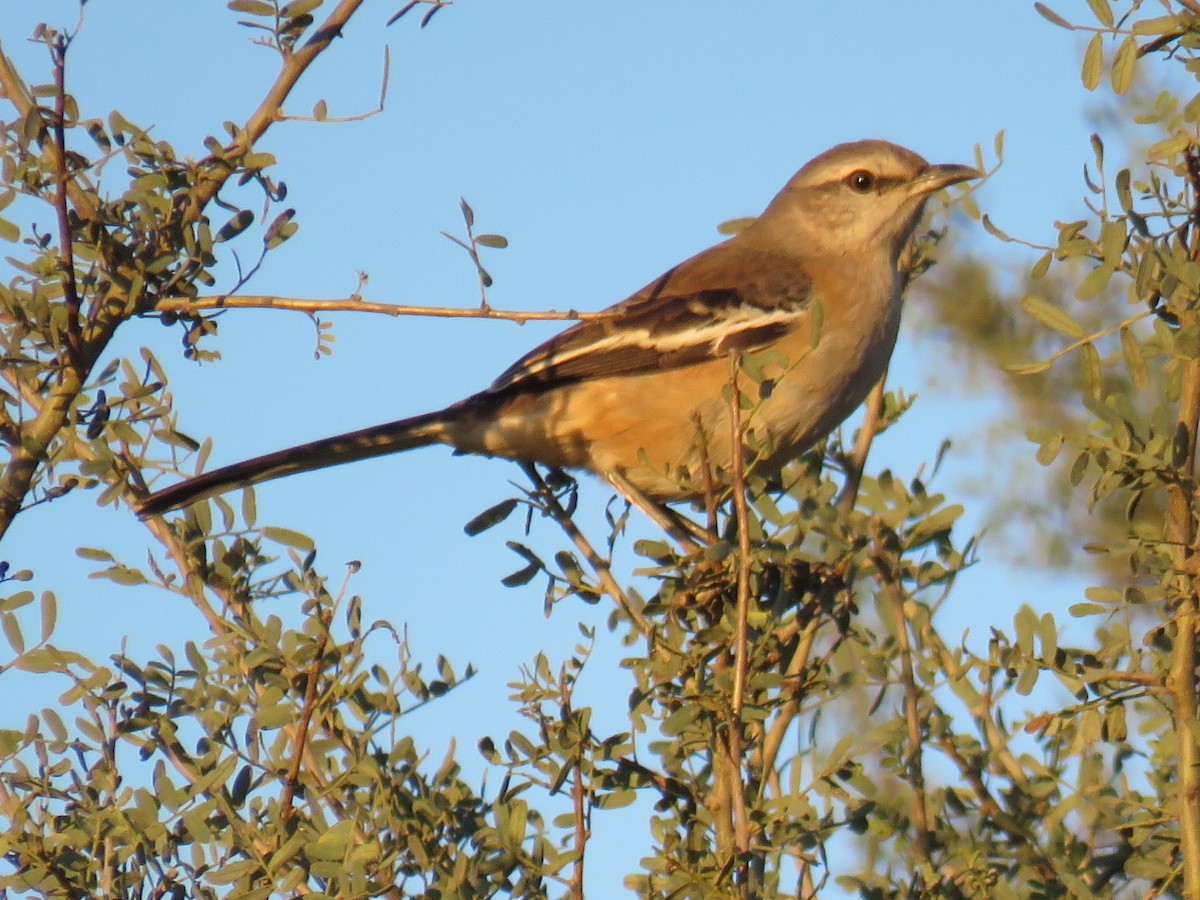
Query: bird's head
749,139,980,261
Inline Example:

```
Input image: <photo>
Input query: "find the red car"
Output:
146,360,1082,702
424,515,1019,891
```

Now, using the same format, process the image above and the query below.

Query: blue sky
2,1,1113,893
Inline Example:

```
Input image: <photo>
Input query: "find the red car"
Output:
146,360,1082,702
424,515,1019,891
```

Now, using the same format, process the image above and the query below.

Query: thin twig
555,658,589,900
729,374,752,719
155,293,605,323
872,521,932,862
279,608,331,827
183,0,371,222
1166,144,1200,900
837,376,886,514
0,43,99,220
49,34,83,367
568,759,586,897
759,617,819,780
1178,0,1200,18
727,361,753,894
281,44,390,124
520,464,652,635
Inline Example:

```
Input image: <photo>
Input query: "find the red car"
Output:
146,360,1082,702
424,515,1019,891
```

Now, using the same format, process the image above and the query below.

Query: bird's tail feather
135,410,448,518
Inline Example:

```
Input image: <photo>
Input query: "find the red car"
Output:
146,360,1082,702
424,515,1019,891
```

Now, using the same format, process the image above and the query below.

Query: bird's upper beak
913,162,982,195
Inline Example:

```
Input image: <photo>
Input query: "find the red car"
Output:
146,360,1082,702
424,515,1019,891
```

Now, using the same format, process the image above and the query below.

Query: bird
136,140,979,520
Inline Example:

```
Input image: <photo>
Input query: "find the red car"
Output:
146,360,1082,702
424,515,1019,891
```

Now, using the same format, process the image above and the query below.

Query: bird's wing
488,247,815,395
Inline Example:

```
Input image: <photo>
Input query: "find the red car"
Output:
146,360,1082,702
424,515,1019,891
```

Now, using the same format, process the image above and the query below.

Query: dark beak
913,162,982,195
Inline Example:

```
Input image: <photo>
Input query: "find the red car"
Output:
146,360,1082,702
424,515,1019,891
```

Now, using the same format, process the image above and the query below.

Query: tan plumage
136,140,978,518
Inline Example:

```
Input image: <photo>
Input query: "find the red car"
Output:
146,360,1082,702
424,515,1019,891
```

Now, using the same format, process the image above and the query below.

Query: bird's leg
603,470,712,553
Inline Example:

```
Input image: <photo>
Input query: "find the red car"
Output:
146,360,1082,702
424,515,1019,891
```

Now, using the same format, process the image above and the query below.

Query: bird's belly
451,303,900,501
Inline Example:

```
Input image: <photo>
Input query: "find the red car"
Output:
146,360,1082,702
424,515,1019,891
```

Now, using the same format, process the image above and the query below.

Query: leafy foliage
3,2,1200,898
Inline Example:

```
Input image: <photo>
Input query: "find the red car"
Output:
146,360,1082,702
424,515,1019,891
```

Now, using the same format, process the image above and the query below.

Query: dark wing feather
488,247,814,395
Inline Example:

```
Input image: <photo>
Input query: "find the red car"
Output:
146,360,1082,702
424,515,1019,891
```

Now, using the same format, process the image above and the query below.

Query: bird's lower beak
915,162,982,195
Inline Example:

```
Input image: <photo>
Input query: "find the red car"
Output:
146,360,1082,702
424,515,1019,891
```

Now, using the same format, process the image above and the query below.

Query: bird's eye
847,170,875,193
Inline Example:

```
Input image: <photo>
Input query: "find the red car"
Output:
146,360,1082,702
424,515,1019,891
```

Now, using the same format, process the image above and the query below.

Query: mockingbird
136,140,978,519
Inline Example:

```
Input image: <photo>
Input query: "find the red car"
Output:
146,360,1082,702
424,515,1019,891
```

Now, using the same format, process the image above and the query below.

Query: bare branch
48,33,83,366
283,45,390,124
872,520,932,863
837,375,886,515
726,360,752,893
184,0,372,222
156,293,605,323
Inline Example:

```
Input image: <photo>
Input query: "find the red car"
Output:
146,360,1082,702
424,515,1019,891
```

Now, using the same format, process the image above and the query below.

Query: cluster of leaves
0,536,548,897
0,4,547,898
4,0,1200,897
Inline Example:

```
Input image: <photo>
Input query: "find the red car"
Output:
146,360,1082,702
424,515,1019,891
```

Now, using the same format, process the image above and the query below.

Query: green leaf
501,562,540,588
464,499,518,535
475,233,509,249
1120,325,1148,389
595,789,637,810
228,0,275,14
1021,295,1086,338
1015,605,1035,656
1133,14,1183,35
242,151,276,170
76,547,115,562
1015,660,1040,695
1035,433,1064,466
0,216,18,243
15,647,61,673
1099,220,1127,266
1033,2,1072,29
263,209,297,249
257,702,293,729
1068,602,1109,617
282,0,323,17
1080,342,1103,398
1115,168,1133,212
40,591,56,643
2,611,24,654
94,565,148,586
907,503,963,545
1082,33,1103,91
1111,35,1137,95
242,489,257,528
1075,263,1115,300
1004,359,1052,376
1038,612,1058,666
1086,0,1113,27
981,214,1014,242
1030,251,1052,280
662,704,699,736
1070,450,1090,485
206,860,264,884
215,209,254,243
1084,585,1121,603
262,527,315,551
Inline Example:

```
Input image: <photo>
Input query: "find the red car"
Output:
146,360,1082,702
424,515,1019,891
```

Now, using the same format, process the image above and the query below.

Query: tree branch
49,33,83,366
156,293,605,323
1168,144,1200,900
837,375,886,515
183,0,370,222
872,522,932,864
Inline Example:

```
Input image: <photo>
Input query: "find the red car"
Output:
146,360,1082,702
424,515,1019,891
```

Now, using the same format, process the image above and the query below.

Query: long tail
135,409,449,518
